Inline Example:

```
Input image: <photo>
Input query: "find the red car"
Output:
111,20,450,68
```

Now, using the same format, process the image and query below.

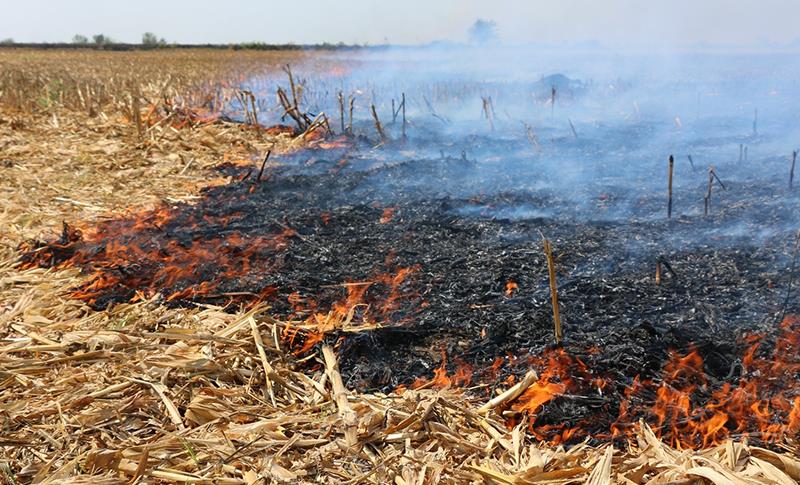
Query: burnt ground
19,122,800,445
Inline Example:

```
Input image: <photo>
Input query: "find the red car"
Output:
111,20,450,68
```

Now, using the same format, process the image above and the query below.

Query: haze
2,0,799,48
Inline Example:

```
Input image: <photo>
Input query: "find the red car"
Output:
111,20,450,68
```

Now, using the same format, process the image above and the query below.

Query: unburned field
1,48,799,484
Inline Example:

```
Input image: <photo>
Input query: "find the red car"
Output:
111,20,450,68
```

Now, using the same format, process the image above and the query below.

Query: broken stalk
371,104,387,143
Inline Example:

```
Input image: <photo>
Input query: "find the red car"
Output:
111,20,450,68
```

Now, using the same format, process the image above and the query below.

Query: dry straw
1,49,799,484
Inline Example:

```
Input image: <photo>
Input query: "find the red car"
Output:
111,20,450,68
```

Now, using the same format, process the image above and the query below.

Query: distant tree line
2,19,498,50
67,32,167,49
0,37,372,51
0,19,498,50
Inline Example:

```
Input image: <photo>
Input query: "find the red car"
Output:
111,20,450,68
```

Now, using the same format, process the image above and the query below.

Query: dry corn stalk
542,236,562,344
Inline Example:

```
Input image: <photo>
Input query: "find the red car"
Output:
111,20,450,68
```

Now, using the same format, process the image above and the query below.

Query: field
2,48,800,484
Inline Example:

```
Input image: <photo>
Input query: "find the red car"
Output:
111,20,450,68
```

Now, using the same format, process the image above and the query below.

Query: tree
468,19,498,45
0,38,14,45
92,34,113,46
72,34,88,44
142,32,167,48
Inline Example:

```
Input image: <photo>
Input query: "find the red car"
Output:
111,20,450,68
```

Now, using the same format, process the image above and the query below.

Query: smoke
229,43,800,257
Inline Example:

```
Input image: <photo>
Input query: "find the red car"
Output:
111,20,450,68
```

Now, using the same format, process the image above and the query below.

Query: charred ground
19,117,800,446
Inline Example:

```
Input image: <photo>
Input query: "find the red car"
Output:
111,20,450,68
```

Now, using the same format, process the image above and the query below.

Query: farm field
2,47,800,484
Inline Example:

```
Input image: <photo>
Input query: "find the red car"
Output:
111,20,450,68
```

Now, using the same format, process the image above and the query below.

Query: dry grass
0,49,310,113
1,49,799,484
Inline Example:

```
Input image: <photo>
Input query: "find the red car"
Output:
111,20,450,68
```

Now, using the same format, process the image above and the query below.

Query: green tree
92,34,113,46
142,32,157,46
0,38,14,45
142,32,166,47
72,34,88,44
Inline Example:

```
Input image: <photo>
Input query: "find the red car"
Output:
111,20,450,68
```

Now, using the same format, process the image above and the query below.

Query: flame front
404,316,800,448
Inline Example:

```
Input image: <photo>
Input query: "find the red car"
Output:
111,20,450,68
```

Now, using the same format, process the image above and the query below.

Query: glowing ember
505,281,518,297
379,207,396,224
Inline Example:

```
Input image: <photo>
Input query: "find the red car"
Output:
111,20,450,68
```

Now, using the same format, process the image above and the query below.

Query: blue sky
1,0,798,47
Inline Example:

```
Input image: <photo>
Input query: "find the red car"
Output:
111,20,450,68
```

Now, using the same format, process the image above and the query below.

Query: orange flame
613,315,800,448
19,207,294,307
505,281,518,297
281,265,420,355
407,351,473,391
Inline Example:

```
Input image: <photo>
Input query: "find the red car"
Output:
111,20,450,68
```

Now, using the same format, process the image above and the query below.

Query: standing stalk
542,236,562,345
347,96,355,135
401,92,407,140
704,167,714,216
338,91,345,133
371,104,387,143
667,155,674,219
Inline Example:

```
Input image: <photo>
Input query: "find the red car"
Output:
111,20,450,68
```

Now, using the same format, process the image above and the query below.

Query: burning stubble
17,45,800,448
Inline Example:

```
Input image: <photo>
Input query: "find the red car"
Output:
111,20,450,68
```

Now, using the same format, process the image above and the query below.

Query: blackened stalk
711,168,726,190
687,154,697,172
667,155,674,219
392,94,403,122
568,118,578,139
371,104,387,143
482,97,494,131
347,96,355,135
401,92,407,140
790,150,796,190
704,167,714,216
247,90,259,128
238,90,251,125
277,87,306,132
256,150,271,182
657,256,677,280
284,64,299,113
338,91,345,133
704,166,726,216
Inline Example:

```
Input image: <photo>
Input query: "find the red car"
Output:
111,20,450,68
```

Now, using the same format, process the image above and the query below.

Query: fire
489,356,505,377
407,351,473,390
489,316,800,448
512,380,566,415
505,281,518,297
612,315,800,448
379,207,396,224
18,207,294,307
315,136,352,150
17,177,800,450
281,265,420,355
510,349,576,418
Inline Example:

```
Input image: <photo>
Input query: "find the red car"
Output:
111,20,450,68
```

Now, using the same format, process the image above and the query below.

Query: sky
1,0,799,47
